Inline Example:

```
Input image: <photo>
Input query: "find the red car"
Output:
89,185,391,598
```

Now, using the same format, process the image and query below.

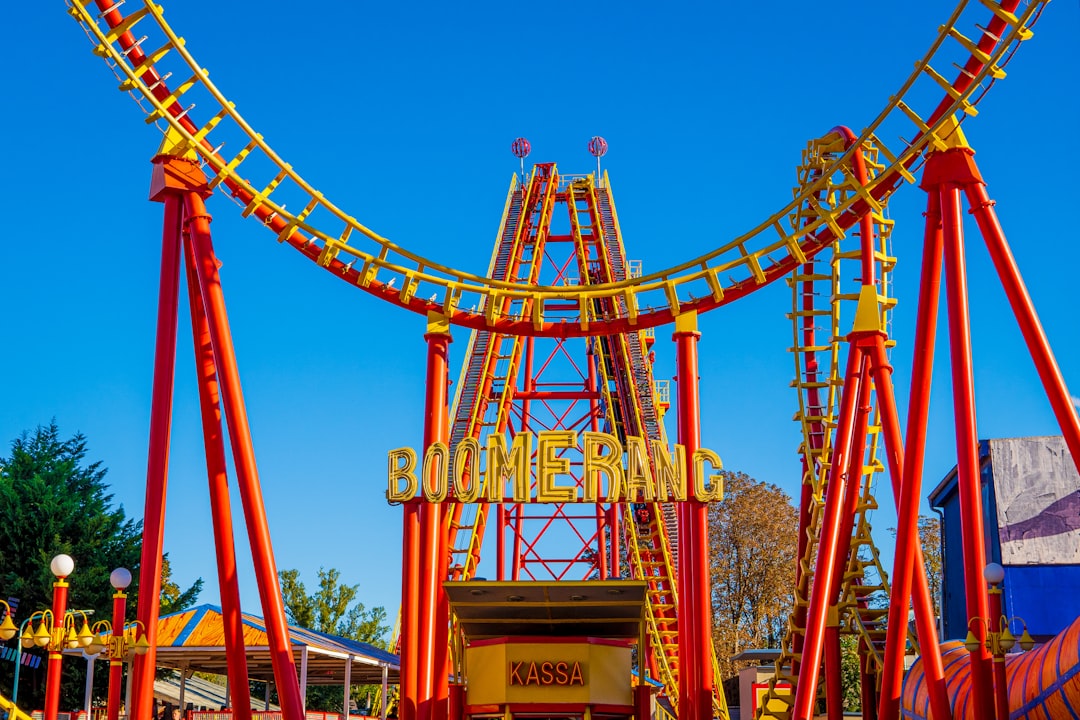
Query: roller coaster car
633,503,652,526
569,177,592,191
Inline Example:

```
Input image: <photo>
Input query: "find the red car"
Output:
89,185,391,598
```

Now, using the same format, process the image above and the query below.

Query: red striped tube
903,616,1080,719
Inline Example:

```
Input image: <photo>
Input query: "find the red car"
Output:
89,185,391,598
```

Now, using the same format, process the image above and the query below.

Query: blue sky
2,1,1078,627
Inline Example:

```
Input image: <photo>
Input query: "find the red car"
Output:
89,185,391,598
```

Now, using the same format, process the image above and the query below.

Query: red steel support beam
877,192,952,720
106,586,126,720
402,496,421,719
184,238,253,720
966,183,1080,471
987,582,1008,720
132,169,184,718
43,574,70,720
674,310,713,720
185,191,306,720
939,182,994,720
417,315,451,720
792,347,867,720
824,362,873,720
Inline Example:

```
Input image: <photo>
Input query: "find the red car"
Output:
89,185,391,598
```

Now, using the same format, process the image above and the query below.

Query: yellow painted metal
67,0,1045,330
0,692,33,720
466,641,633,707
757,134,903,718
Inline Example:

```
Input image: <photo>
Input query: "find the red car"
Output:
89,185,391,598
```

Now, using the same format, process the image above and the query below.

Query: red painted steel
417,330,451,720
825,623,843,720
674,323,712,720
185,191,306,720
184,238,253,720
987,587,1007,720
401,502,420,720
132,189,183,720
43,577,69,720
107,589,126,720
877,192,951,720
792,348,867,720
966,183,1080,472
939,183,994,720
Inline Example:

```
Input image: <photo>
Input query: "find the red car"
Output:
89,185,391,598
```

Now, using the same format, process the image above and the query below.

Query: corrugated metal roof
134,604,398,685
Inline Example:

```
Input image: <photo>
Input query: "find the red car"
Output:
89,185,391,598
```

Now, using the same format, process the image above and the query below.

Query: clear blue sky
1,1,1077,627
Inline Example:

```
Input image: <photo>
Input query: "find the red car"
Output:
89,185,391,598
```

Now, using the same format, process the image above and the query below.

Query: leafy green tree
0,422,142,710
280,568,389,647
279,568,390,711
0,422,201,711
160,556,204,616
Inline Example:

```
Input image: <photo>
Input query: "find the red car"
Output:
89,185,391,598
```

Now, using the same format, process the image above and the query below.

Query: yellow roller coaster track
67,0,1045,337
0,692,33,720
753,134,904,718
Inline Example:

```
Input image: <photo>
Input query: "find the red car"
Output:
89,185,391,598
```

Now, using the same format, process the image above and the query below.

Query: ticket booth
445,580,653,720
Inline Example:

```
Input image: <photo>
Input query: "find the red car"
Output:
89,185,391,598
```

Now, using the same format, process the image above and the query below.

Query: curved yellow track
67,0,1044,337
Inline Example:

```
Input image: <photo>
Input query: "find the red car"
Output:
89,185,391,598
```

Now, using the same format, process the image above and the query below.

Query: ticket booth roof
445,580,647,640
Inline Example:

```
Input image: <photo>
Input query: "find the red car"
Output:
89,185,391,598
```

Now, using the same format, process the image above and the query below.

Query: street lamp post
86,569,150,720
965,562,1036,720
109,568,130,720
44,553,74,720
85,568,149,720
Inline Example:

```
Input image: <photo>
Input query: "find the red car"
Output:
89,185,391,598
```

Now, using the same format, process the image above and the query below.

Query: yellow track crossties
68,0,1045,335
753,134,906,719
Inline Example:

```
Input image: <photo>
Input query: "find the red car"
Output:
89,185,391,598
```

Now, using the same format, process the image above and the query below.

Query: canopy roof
149,604,398,686
445,580,647,640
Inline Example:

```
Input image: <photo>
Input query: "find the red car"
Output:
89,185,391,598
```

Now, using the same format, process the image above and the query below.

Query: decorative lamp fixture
50,554,74,579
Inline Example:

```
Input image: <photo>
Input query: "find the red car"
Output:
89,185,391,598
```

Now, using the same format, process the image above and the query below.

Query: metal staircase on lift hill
576,174,726,719
445,167,556,581
442,165,728,719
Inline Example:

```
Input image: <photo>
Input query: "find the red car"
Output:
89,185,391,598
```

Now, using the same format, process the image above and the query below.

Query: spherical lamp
50,554,75,579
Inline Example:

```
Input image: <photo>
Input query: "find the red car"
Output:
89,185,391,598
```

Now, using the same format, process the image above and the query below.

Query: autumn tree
278,567,391,712
707,470,799,682
917,515,943,620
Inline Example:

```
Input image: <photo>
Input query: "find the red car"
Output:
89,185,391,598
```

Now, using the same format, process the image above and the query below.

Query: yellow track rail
0,692,33,720
756,134,904,717
67,0,1045,335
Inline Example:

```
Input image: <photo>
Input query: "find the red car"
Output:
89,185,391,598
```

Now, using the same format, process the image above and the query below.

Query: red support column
417,315,452,720
791,347,867,720
184,190,305,720
184,238,253,720
824,617,843,720
965,182,1080,470
133,151,188,718
402,499,421,720
823,359,872,720
987,581,1008,720
107,585,127,720
939,182,994,720
43,571,70,720
674,310,713,720
877,192,952,720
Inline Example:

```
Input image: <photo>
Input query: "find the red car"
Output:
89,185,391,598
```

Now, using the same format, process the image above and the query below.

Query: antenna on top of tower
588,136,608,182
511,137,531,183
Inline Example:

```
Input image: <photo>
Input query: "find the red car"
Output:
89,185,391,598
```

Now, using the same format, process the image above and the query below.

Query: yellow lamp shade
65,626,79,649
21,626,35,649
87,638,107,656
77,621,94,647
133,634,150,656
0,613,17,641
964,630,982,654
1000,627,1016,652
1020,629,1036,652
33,622,51,648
